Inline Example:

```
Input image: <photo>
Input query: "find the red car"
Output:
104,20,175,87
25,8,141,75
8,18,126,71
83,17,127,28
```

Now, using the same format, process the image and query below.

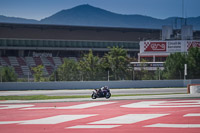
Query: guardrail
0,80,200,90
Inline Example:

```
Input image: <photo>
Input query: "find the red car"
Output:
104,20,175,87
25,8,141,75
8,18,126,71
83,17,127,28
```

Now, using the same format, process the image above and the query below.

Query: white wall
0,80,199,90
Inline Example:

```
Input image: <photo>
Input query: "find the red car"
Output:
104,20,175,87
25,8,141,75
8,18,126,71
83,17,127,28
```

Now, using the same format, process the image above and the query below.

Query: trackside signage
167,41,182,52
140,40,200,53
144,41,166,52
187,41,200,50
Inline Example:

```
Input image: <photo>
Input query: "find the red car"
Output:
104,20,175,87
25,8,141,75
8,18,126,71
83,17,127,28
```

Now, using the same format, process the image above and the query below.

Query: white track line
121,100,200,108
184,113,200,117
145,123,200,128
0,115,97,125
0,105,34,109
67,125,120,129
21,102,116,110
57,102,116,109
21,107,55,110
90,114,168,124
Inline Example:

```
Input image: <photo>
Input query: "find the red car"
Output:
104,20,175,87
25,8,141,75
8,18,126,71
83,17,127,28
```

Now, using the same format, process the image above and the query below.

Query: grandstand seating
69,57,78,62
0,57,7,66
41,57,53,66
9,57,19,66
53,57,63,67
2,57,10,65
33,57,43,66
17,57,27,66
21,66,31,76
46,57,55,65
0,56,66,77
45,66,54,75
13,66,23,76
25,57,36,66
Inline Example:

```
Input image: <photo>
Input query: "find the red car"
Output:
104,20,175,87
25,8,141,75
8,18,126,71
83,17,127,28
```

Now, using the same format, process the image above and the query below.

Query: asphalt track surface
0,88,187,96
0,99,200,133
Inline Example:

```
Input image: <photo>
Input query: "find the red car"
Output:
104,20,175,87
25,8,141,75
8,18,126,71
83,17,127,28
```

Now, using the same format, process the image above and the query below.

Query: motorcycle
91,88,111,99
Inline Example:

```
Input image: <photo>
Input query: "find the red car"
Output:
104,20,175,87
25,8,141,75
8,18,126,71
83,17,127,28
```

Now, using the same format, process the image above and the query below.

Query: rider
100,86,109,96
96,86,109,96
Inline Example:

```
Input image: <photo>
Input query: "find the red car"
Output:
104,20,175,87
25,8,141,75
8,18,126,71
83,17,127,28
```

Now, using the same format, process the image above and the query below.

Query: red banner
144,42,166,52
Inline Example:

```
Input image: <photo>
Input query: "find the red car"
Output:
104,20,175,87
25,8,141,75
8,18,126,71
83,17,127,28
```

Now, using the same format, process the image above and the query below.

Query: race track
0,88,187,96
0,99,200,133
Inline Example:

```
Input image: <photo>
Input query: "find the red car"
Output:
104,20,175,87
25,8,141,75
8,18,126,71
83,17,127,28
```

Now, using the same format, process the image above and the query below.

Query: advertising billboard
144,41,166,52
187,41,200,50
140,40,200,53
167,41,183,52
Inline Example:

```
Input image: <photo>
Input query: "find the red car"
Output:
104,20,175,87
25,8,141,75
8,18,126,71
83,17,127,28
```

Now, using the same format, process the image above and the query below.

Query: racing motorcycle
91,88,111,99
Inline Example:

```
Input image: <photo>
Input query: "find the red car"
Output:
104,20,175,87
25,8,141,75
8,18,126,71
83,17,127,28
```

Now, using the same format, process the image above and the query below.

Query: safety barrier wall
190,85,200,94
0,80,200,90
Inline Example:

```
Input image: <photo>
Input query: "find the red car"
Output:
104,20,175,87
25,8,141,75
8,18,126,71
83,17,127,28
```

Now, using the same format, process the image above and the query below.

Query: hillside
0,4,200,30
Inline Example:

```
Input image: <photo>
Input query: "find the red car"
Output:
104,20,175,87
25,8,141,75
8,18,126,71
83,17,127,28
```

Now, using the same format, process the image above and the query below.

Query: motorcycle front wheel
105,92,111,99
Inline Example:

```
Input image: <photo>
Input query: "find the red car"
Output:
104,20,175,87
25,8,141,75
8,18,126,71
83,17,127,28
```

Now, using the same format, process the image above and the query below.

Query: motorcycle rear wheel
91,93,97,99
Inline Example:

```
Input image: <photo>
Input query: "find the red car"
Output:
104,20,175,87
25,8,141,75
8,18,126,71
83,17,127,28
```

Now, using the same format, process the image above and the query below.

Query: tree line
163,47,200,79
49,47,130,81
0,47,200,82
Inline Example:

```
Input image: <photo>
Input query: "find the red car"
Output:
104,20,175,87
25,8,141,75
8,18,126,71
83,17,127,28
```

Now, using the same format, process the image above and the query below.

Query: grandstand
0,56,61,76
0,23,200,78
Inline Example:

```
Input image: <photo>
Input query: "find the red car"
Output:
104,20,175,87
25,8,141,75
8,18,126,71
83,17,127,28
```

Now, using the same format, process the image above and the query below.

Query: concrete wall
0,80,200,90
190,85,200,94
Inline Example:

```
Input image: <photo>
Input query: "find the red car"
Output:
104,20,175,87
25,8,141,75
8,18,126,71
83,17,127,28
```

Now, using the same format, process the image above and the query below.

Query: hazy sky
0,0,199,20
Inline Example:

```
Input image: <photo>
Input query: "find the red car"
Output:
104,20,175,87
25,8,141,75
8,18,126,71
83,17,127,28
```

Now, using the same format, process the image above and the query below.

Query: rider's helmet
104,86,109,90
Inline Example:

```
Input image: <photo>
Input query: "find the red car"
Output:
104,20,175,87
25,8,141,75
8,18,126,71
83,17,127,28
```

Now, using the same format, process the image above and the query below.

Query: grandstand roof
0,23,161,41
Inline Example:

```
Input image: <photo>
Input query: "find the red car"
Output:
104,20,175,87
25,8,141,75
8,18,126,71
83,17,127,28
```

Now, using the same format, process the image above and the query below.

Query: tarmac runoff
0,93,199,104
1,99,200,133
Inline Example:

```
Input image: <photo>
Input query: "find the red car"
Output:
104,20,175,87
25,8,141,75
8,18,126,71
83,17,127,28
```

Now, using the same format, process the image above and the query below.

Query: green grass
0,93,186,100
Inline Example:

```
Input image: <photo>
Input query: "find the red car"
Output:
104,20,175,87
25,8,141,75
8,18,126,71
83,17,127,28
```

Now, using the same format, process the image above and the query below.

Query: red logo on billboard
144,42,166,52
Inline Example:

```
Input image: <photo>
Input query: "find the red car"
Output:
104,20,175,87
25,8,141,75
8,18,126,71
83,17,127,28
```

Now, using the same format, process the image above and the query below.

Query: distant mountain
0,15,38,24
0,4,200,30
40,4,162,29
